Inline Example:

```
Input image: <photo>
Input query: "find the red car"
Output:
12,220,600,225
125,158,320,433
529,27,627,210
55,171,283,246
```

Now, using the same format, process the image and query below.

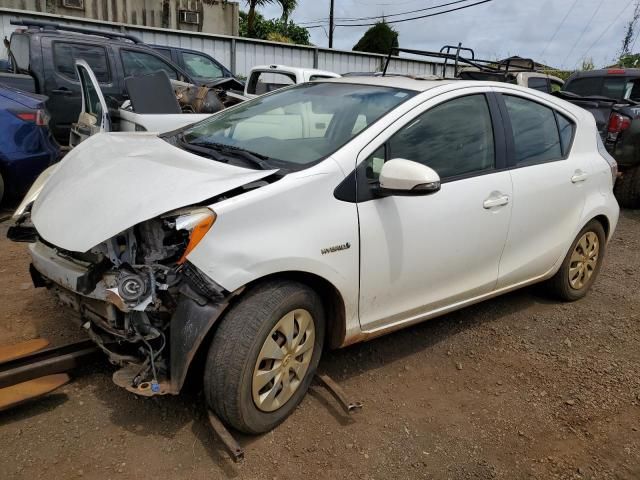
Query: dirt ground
0,208,638,480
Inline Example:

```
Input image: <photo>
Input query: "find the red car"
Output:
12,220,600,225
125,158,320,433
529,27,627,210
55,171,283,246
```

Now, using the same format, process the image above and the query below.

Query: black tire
614,165,640,209
203,280,325,434
545,220,606,302
0,172,4,206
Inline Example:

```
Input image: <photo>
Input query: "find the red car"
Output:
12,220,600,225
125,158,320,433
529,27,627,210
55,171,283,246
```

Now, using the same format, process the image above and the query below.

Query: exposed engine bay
11,189,263,396
23,207,225,396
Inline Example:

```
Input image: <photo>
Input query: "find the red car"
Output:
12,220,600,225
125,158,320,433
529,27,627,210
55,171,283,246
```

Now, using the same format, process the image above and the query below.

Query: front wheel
203,280,325,434
545,220,606,301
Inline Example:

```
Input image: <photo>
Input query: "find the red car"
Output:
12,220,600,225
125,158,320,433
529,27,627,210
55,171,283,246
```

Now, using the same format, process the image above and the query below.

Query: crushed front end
17,206,233,396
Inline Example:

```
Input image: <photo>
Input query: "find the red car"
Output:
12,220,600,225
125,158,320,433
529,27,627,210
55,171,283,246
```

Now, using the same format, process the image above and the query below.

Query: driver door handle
483,194,510,209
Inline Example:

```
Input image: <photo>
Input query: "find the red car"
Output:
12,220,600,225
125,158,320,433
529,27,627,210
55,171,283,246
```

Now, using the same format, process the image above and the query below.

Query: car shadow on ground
77,283,555,470
0,281,557,472
321,285,555,384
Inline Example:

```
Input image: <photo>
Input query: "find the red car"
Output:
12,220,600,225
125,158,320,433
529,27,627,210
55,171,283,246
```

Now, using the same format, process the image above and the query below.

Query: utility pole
329,0,334,48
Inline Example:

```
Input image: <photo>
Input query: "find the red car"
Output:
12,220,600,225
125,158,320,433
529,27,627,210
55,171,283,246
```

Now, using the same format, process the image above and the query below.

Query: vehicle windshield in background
181,82,415,169
564,75,640,101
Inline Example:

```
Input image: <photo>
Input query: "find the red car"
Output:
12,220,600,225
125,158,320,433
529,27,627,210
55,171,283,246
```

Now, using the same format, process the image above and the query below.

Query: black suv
1,20,195,144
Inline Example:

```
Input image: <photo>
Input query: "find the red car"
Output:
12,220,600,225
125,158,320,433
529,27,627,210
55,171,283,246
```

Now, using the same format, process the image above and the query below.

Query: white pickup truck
243,65,340,99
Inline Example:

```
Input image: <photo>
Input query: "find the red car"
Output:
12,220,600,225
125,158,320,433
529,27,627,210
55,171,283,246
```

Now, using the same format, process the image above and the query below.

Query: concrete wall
0,7,454,78
0,0,239,35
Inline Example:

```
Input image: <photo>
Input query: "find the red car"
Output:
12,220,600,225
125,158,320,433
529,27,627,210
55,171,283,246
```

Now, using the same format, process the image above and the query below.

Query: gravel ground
0,208,638,480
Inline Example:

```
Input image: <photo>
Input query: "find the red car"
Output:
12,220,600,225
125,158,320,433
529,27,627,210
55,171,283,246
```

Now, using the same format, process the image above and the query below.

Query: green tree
279,0,298,24
620,1,640,58
353,21,399,54
239,11,311,45
619,53,640,68
245,0,298,37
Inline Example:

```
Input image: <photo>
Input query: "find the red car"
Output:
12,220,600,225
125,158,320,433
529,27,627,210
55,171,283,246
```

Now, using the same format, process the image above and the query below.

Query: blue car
0,84,60,204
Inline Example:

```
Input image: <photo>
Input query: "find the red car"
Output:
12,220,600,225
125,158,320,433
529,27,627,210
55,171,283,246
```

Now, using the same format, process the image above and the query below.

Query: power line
561,0,605,68
538,0,580,60
335,0,493,27
351,0,423,6
578,0,635,66
297,0,472,25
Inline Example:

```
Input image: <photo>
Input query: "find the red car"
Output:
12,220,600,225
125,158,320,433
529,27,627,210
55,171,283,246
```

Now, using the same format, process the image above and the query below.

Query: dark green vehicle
560,68,640,208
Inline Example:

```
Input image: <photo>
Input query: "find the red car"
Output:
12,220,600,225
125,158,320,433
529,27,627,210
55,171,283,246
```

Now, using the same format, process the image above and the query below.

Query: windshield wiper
189,141,273,170
177,136,228,162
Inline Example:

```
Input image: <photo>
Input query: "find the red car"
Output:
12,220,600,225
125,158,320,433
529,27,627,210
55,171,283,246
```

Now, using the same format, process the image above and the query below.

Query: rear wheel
545,220,606,301
203,280,324,434
614,165,640,209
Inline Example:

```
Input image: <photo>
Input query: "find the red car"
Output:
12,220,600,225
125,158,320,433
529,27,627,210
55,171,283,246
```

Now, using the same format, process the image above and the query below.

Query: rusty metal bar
207,410,244,462
315,373,363,415
0,339,100,389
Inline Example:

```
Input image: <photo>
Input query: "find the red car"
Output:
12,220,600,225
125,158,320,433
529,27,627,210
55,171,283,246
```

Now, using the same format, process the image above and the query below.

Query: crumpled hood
32,132,276,252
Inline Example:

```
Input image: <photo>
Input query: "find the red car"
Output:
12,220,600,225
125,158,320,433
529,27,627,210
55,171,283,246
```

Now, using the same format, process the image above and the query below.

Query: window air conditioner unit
178,10,200,25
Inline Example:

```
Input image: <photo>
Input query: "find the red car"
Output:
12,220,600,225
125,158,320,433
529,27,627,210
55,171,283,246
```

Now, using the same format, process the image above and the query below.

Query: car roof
319,75,457,91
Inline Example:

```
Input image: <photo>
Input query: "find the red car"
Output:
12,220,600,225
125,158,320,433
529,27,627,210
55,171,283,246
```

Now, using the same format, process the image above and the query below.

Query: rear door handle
483,194,510,209
571,171,588,183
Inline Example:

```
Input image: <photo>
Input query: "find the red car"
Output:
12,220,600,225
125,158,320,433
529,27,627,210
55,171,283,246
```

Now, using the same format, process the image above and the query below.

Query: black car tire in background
0,172,4,205
614,165,640,209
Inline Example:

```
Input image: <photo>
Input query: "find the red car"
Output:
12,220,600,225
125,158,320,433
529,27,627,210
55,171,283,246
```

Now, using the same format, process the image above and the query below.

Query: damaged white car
10,76,619,434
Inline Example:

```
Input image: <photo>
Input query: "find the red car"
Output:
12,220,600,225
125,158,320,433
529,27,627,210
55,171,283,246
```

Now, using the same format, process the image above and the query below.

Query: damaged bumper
27,238,233,396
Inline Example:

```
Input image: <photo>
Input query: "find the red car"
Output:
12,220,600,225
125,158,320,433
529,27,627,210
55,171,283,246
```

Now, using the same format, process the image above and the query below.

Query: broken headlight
165,207,217,264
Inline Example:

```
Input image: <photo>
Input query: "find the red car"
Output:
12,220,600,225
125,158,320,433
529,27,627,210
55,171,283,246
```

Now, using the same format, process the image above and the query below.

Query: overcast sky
259,0,637,70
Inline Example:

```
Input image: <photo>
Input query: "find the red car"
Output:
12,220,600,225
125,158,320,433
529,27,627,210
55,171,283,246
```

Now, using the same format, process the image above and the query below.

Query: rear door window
503,95,562,165
53,42,110,82
121,49,179,80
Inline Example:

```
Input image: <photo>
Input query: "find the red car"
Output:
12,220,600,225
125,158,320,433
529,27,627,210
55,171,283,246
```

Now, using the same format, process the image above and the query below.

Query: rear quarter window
557,113,575,157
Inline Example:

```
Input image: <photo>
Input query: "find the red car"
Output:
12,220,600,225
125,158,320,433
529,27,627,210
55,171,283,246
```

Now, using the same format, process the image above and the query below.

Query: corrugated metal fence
0,7,455,78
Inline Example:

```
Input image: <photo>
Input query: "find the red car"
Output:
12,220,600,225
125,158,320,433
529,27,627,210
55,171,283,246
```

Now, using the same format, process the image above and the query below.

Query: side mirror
377,158,441,196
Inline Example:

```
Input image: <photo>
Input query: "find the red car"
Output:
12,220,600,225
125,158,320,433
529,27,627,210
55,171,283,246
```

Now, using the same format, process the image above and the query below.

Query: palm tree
246,0,298,37
279,0,298,24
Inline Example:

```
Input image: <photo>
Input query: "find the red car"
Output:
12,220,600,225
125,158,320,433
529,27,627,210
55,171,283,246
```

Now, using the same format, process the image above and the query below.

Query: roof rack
383,43,536,79
10,19,143,44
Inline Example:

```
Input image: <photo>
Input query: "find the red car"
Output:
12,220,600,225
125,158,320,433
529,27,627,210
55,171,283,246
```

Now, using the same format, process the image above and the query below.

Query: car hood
32,132,277,252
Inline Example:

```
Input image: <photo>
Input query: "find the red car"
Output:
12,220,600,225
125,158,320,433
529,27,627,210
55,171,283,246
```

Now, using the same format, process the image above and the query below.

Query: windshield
181,82,415,169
